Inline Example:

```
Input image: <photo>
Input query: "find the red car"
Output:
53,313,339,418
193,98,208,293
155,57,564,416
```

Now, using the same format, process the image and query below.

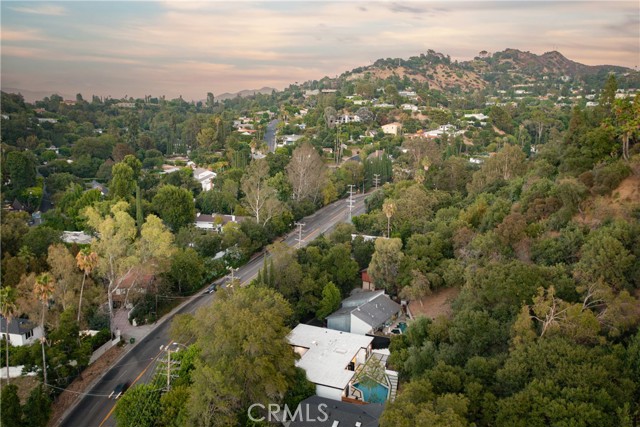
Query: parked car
205,284,217,294
109,382,129,399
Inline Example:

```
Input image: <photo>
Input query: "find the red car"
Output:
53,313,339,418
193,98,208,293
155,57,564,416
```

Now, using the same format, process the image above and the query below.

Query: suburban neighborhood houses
1,35,638,427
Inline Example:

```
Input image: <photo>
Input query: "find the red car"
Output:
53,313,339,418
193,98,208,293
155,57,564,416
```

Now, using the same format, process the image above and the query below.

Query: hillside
334,48,636,94
215,86,277,101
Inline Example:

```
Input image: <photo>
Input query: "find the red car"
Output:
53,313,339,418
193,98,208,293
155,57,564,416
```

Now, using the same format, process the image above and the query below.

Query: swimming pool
398,322,407,332
353,381,389,403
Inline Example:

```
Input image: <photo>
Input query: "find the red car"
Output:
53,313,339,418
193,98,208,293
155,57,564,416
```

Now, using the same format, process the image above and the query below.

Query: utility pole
347,185,355,220
166,347,171,390
160,343,185,391
373,174,381,189
229,267,239,283
294,222,305,248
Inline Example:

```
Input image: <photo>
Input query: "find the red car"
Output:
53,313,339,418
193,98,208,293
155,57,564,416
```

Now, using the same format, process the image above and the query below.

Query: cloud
10,4,66,16
1,28,47,41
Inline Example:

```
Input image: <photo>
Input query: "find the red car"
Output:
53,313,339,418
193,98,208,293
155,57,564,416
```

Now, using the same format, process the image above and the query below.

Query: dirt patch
575,172,640,227
408,287,460,320
0,375,40,404
47,344,124,427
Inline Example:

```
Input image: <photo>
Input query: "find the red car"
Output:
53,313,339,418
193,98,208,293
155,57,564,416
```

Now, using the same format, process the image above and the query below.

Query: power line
347,185,356,220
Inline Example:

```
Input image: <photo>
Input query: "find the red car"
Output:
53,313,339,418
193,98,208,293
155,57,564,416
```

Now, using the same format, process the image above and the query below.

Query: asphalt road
58,192,368,427
263,119,279,152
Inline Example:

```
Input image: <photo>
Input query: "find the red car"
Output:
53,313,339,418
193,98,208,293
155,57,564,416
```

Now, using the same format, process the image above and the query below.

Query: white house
288,324,373,401
0,316,43,347
464,113,489,121
326,290,401,335
381,122,402,136
192,168,217,191
401,104,419,112
194,213,245,232
61,231,93,245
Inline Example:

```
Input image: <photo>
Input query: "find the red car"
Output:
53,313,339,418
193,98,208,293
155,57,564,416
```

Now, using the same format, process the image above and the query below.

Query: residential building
113,269,154,309
62,231,93,245
401,104,418,112
88,180,108,196
381,122,402,136
464,113,489,121
288,324,373,401
0,316,43,347
192,168,217,191
194,213,245,232
285,395,383,427
326,290,401,335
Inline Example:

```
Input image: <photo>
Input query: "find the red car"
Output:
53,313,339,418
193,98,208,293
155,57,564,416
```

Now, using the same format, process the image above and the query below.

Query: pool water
398,322,407,332
353,381,389,403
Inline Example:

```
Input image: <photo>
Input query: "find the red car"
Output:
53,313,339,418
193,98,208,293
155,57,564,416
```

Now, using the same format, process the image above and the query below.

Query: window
25,330,33,339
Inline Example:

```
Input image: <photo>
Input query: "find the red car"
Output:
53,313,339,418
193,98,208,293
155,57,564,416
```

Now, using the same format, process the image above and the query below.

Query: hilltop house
381,122,402,136
288,324,398,404
326,290,401,335
288,324,373,401
0,316,43,347
192,168,217,191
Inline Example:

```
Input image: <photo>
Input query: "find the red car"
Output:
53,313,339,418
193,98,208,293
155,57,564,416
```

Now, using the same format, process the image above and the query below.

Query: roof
62,231,93,245
119,269,154,290
193,168,216,180
195,214,246,225
288,395,383,427
351,295,401,328
341,290,385,308
326,291,401,329
288,324,373,390
0,316,37,335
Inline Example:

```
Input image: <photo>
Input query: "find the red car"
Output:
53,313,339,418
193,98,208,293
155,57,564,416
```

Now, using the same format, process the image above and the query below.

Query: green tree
114,383,161,427
76,248,98,323
109,162,136,200
168,248,204,294
316,282,341,319
368,238,404,295
23,385,51,427
152,185,196,231
34,272,55,387
574,234,634,291
5,150,37,197
0,384,22,427
187,287,297,426
84,201,138,333
0,287,17,384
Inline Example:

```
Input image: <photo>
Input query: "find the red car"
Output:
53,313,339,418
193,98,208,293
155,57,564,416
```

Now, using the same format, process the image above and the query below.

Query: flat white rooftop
288,324,373,391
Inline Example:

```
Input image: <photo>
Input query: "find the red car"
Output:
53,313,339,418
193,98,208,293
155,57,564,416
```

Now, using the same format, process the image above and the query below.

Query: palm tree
382,200,396,238
34,273,55,387
76,249,98,324
0,287,17,385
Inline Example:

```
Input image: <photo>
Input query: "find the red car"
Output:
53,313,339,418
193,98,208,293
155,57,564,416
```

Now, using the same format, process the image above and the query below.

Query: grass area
1,375,40,404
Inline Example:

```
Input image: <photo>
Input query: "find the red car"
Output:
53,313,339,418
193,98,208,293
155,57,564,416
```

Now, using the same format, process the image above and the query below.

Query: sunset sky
2,1,639,101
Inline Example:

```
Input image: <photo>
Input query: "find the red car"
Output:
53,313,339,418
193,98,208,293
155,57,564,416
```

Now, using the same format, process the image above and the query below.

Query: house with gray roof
285,395,383,427
0,316,43,346
326,291,401,336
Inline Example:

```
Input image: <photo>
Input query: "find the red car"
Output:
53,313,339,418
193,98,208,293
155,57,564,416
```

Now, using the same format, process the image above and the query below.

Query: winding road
58,192,368,427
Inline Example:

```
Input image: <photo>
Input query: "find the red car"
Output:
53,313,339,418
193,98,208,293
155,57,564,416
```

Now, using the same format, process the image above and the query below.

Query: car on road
109,382,129,399
205,284,217,294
